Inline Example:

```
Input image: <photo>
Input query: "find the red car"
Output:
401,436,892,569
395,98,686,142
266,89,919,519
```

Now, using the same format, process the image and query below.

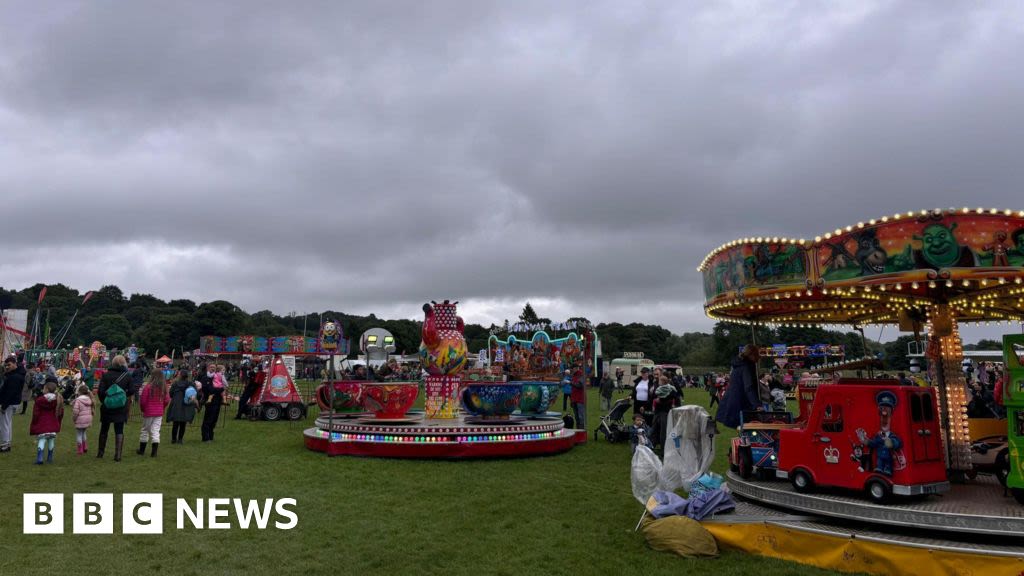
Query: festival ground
0,387,846,576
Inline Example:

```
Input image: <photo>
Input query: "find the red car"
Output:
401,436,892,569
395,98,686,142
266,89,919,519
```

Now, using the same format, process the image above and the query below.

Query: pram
594,398,632,443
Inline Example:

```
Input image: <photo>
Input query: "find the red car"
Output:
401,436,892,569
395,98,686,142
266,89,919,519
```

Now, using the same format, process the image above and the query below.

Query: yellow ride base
705,521,1023,576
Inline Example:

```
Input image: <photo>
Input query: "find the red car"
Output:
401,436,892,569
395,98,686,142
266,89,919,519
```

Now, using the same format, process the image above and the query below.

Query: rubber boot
137,442,147,455
83,439,88,454
151,443,159,457
35,448,44,465
76,442,83,455
47,449,53,464
96,432,108,458
113,434,124,462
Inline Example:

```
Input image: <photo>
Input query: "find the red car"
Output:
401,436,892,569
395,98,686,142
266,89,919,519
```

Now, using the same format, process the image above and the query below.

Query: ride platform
726,471,1024,536
303,412,579,459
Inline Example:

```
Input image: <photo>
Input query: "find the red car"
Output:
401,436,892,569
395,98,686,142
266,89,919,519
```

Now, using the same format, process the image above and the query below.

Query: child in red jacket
30,378,63,465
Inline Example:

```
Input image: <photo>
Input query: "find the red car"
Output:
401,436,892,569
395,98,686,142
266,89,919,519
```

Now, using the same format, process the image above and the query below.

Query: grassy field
0,385,846,576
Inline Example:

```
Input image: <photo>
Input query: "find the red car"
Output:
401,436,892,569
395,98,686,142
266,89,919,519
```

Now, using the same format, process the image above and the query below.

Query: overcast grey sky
0,1,1020,342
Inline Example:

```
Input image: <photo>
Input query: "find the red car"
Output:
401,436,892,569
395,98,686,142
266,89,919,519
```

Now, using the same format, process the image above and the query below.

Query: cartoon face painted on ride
917,223,967,268
855,230,888,275
320,321,340,352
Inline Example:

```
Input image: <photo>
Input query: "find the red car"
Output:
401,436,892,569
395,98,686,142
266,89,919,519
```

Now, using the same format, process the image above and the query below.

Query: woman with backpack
137,370,170,457
167,369,198,444
96,355,134,462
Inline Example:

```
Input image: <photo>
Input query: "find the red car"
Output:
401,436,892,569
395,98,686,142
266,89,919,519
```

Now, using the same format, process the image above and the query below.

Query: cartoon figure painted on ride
856,391,906,477
420,300,467,419
319,320,342,354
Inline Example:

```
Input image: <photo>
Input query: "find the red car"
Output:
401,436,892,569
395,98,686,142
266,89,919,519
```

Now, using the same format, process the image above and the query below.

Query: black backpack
562,413,575,429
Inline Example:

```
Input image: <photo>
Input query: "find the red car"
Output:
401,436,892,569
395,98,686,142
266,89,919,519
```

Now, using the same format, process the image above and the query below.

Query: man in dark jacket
0,356,26,452
97,355,134,461
235,364,260,420
716,344,762,429
200,365,224,441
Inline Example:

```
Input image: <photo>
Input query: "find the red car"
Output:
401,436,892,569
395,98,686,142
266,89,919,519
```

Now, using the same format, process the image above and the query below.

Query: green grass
0,386,843,576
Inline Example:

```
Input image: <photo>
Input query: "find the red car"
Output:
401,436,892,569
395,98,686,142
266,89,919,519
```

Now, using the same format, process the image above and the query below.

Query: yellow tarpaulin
705,522,1023,576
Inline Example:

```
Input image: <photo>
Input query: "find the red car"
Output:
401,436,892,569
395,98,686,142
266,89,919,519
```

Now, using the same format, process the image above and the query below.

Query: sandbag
631,445,663,504
642,516,719,558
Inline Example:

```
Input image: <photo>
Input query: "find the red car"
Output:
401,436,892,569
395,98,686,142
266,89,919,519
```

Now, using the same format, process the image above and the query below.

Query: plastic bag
660,405,717,492
631,445,663,504
687,472,724,497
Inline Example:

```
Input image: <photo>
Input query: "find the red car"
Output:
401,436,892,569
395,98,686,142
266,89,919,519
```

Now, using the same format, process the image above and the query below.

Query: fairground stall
303,301,585,459
199,322,350,421
698,207,1024,574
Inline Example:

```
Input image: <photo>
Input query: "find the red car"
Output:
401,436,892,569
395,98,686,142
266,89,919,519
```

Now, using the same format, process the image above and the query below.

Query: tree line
1,285,992,370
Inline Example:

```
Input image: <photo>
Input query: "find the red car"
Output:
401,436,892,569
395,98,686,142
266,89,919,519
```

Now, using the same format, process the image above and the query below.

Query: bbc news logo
24,494,298,534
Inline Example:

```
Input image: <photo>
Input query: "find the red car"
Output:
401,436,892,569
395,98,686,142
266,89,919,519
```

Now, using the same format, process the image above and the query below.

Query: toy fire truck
776,380,949,502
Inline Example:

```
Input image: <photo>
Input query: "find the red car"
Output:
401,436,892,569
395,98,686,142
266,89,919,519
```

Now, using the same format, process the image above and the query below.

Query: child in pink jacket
137,371,171,457
71,384,94,455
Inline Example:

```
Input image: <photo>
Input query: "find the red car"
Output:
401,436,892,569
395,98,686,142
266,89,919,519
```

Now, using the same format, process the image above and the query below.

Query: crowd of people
0,351,237,462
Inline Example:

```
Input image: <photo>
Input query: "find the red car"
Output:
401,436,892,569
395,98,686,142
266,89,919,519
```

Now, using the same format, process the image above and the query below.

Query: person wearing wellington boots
30,378,63,465
96,355,134,462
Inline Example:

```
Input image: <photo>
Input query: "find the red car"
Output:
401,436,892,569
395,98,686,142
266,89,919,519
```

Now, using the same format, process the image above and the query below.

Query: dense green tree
193,301,248,339
85,314,133,347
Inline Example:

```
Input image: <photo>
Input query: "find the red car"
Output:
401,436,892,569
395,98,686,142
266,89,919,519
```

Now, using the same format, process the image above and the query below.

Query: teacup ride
314,380,370,418
461,381,524,424
359,381,422,423
304,300,581,458
515,381,562,419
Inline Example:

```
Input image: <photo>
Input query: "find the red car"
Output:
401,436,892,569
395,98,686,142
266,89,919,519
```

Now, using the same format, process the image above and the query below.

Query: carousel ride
699,208,1024,571
303,300,594,459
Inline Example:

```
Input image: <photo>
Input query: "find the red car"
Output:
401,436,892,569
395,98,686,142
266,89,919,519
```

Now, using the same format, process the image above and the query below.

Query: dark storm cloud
0,1,1021,339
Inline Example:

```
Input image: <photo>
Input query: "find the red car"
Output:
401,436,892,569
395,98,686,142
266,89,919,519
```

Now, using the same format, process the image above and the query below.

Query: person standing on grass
201,364,227,442
167,369,198,444
137,370,170,457
97,355,134,461
235,363,260,420
631,367,654,419
30,378,63,465
0,356,26,453
716,344,762,429
599,373,614,411
560,370,572,412
652,374,680,451
570,367,586,431
71,384,94,455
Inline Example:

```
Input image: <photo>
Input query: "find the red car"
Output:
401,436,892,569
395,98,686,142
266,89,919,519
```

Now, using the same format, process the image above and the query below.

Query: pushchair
594,398,632,443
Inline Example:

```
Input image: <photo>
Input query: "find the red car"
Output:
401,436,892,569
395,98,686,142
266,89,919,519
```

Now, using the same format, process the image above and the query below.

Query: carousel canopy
698,207,1024,327
156,355,172,363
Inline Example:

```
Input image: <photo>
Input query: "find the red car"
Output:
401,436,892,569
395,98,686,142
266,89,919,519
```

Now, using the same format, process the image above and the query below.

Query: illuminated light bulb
882,216,889,222
814,236,822,243
912,281,919,289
